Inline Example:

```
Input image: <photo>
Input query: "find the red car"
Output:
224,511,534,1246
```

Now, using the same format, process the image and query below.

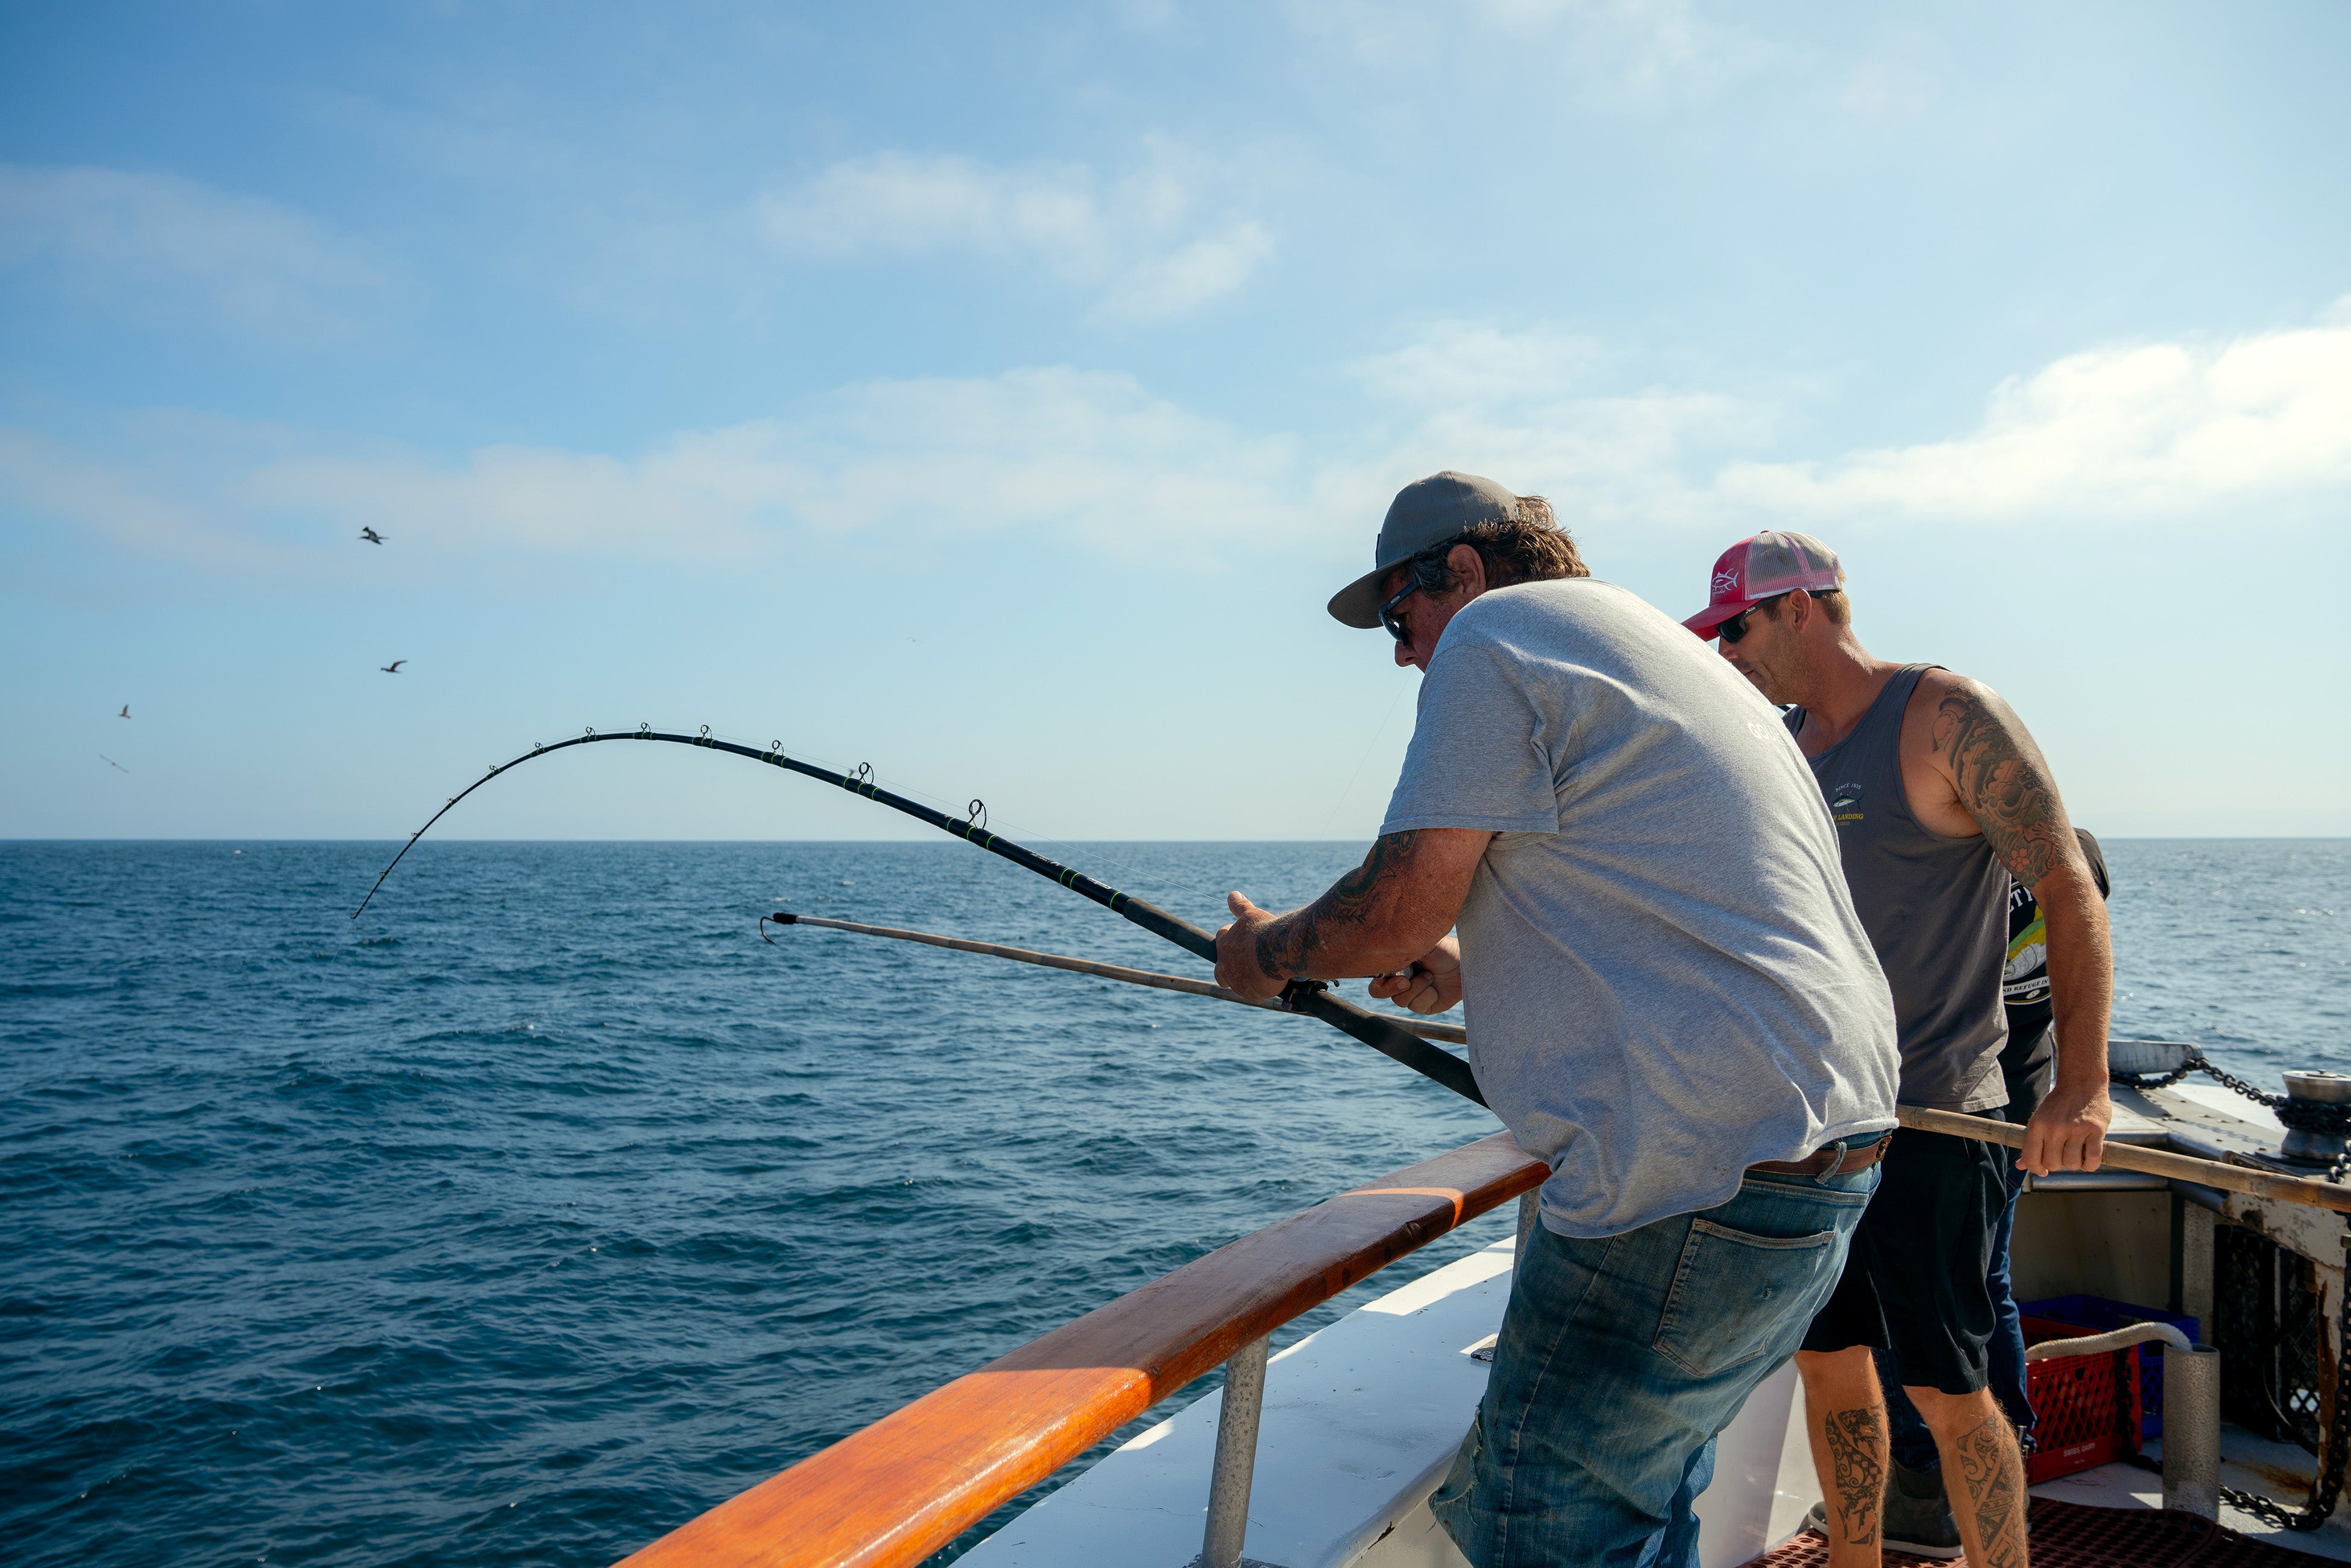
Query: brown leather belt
1748,1133,1892,1178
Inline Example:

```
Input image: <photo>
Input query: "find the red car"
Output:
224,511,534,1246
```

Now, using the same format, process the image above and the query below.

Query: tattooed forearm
1822,1407,1884,1544
1330,830,1420,918
1932,681,2069,890
1253,831,1423,984
1953,1412,2027,1568
1252,915,1309,984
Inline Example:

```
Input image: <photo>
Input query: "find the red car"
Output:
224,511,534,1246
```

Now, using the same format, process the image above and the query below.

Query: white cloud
1092,221,1276,325
1332,306,2351,537
761,153,1112,272
757,148,1271,320
0,368,1308,568
1353,321,1606,413
761,367,1305,547
0,164,388,343
1719,304,2351,522
11,306,2343,583
1339,320,1764,530
0,427,234,558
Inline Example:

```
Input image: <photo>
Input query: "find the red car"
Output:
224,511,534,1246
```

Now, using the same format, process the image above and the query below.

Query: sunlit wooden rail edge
613,1130,1547,1568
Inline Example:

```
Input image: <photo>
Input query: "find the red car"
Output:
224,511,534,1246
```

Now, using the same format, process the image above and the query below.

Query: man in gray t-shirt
1213,472,1899,1568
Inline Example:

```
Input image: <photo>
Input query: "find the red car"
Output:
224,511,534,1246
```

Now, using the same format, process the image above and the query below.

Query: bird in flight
360,527,385,544
380,660,406,673
100,754,130,773
118,704,130,719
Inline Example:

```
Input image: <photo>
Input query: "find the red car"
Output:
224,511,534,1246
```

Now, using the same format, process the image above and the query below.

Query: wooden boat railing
615,1129,1548,1568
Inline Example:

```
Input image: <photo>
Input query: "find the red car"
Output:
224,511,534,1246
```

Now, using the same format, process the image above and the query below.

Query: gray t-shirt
1381,579,1899,1238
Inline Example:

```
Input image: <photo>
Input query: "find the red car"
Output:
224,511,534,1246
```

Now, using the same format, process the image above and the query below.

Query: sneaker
1803,1478,1966,1560
1880,1461,1966,1560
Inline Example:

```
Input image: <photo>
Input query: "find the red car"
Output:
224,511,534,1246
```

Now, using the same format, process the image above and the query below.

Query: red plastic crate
2022,1314,2142,1484
2018,1293,2198,1439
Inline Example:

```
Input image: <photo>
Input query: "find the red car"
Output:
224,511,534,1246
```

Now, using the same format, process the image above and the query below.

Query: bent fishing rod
356,726,1484,1107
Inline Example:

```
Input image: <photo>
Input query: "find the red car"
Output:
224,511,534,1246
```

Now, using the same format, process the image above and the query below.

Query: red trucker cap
1682,531,1845,640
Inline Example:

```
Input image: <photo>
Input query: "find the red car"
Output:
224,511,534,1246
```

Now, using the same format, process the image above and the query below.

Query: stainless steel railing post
1200,1334,1270,1568
2163,1343,2223,1519
2179,1200,2215,1329
2025,1321,2221,1519
1515,1189,1540,1262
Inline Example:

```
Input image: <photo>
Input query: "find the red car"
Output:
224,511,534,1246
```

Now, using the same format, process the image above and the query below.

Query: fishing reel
1277,978,1331,1012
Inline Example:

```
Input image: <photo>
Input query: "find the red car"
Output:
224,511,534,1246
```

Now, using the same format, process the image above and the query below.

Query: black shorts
1800,1127,2007,1395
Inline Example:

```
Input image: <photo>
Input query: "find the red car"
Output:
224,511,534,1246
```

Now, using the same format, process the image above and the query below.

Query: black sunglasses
1379,580,1421,644
1717,593,1790,644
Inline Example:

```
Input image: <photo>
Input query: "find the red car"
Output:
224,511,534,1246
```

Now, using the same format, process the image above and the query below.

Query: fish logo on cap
1682,531,1845,640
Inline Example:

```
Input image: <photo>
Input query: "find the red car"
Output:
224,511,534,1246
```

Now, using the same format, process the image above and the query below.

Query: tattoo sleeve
1822,1406,1884,1544
1953,1412,2028,1568
1253,830,1422,984
1931,681,2073,891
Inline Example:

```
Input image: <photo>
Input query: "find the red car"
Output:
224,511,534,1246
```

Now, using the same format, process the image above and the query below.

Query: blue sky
3,2,2346,843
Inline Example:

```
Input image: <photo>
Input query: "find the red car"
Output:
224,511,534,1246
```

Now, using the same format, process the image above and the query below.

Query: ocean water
2,837,2343,1567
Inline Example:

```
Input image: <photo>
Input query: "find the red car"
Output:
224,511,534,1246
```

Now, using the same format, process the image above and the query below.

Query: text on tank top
1784,664,2009,1111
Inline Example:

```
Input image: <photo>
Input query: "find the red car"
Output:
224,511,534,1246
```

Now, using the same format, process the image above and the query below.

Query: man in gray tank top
1684,532,2114,1568
1213,474,1899,1568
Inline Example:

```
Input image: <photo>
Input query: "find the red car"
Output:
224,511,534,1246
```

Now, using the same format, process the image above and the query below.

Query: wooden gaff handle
1896,1104,2351,1217
773,912,1474,1045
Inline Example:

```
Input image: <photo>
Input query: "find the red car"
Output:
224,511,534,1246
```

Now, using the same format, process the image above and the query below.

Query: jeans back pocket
1652,1218,1840,1378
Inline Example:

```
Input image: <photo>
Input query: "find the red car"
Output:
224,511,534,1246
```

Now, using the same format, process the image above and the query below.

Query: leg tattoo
1823,1407,1885,1544
1953,1413,2028,1568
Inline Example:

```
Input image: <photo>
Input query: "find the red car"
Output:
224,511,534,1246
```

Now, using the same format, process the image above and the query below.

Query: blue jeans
1431,1159,1881,1568
1877,1150,2034,1470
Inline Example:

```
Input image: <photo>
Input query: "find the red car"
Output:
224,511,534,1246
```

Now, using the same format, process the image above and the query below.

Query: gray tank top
1784,664,2009,1111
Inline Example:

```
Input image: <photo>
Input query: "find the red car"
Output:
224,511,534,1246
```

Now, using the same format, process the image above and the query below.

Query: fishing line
710,735,1234,919
359,726,1485,1106
1319,681,1409,839
679,724,1359,928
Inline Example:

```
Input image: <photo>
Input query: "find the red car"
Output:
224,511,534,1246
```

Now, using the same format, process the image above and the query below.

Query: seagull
360,527,385,544
380,660,405,673
118,704,130,719
100,754,130,773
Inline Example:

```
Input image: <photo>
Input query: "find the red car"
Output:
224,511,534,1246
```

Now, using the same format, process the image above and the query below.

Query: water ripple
1,838,2341,1566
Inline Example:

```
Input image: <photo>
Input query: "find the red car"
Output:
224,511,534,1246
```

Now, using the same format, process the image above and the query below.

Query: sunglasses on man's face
1717,593,1790,644
1379,581,1422,644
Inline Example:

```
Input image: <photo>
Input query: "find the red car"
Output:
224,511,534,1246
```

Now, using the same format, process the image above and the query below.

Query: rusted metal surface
2224,1187,2351,1265
613,1130,1546,1568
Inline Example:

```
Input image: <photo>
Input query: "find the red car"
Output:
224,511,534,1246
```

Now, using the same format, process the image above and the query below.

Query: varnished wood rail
615,1131,1548,1568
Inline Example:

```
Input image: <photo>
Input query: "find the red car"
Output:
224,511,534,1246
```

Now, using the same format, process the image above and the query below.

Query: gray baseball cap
1327,470,1526,628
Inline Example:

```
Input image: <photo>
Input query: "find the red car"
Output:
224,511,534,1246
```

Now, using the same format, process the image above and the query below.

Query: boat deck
964,1076,2351,1567
1750,1497,2321,1567
2027,1435,2351,1564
